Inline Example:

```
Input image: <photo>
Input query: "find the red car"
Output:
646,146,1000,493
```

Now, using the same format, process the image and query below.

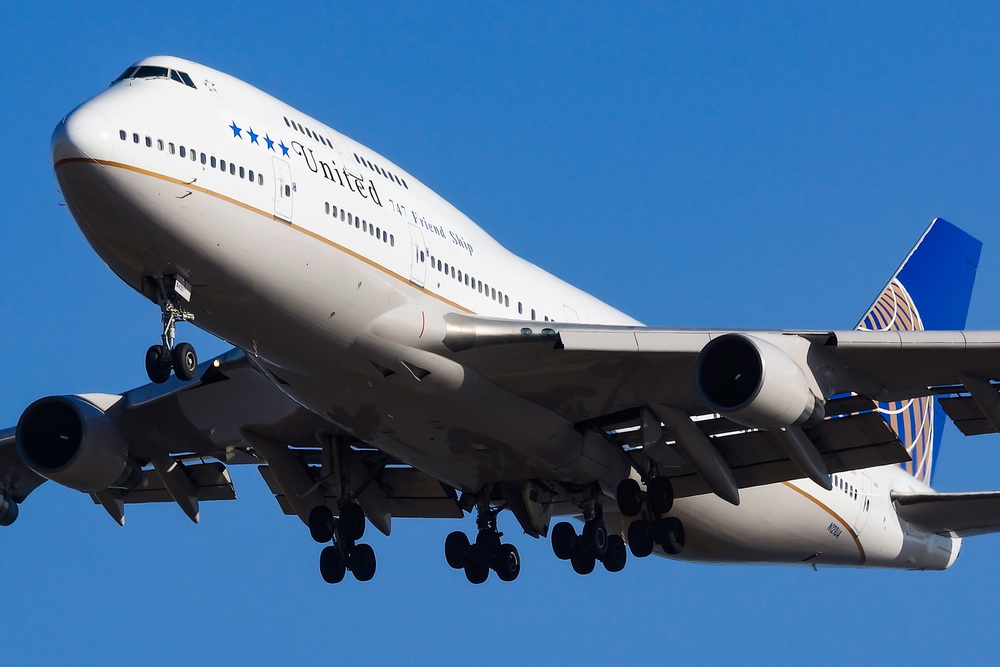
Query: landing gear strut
310,503,377,583
144,275,197,384
445,497,521,584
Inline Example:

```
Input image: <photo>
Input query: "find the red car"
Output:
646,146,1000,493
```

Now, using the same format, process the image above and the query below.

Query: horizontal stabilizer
893,491,1000,537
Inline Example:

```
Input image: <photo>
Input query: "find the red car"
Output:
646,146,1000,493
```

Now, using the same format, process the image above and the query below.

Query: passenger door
272,157,293,223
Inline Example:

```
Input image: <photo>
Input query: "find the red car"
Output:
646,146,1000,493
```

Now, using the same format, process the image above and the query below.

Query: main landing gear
615,476,685,558
550,500,627,575
309,502,377,584
445,499,521,584
144,275,198,384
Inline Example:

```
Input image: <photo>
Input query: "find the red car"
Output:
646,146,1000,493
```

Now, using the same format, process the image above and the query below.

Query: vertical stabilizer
856,218,981,486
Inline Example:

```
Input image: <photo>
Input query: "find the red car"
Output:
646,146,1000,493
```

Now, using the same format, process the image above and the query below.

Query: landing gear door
272,157,293,223
408,225,427,287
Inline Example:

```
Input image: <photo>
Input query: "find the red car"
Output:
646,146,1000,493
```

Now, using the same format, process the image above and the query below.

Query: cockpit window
133,65,170,79
112,65,197,89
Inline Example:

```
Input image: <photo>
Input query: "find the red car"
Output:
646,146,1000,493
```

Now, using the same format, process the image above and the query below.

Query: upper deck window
112,65,197,89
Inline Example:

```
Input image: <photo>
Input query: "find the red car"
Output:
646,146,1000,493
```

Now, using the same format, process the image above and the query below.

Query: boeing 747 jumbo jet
5,56,1000,585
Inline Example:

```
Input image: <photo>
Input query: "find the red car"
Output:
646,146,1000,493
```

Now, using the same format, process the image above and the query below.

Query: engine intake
695,333,823,430
15,396,139,493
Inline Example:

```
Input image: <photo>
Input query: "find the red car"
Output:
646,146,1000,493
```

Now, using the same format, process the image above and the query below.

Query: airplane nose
52,105,114,165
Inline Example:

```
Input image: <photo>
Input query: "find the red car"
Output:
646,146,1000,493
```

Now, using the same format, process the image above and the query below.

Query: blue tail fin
856,218,982,486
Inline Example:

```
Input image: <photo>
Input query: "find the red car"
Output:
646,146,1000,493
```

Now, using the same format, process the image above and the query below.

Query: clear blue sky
3,2,1000,664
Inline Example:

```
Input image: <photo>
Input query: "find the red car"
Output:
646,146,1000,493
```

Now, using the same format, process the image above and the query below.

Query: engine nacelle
695,333,824,430
15,396,140,493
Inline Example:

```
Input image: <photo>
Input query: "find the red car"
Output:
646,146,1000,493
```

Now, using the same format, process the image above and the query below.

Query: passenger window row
419,250,551,320
119,129,265,186
353,153,408,189
325,202,395,248
283,116,335,151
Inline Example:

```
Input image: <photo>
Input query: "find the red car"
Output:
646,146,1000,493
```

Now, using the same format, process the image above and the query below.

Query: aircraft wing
0,348,462,530
893,491,1000,537
443,316,1000,422
439,315,1000,498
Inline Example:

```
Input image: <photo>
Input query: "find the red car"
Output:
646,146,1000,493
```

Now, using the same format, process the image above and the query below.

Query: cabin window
248,169,254,181
133,133,139,143
200,152,207,165
168,142,175,154
179,146,186,158
119,130,126,140
210,156,217,168
145,136,152,147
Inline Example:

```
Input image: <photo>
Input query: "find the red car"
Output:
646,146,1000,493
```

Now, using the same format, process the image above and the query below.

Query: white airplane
4,55,1000,584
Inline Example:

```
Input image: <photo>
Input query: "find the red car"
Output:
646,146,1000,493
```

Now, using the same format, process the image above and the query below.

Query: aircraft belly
663,483,869,566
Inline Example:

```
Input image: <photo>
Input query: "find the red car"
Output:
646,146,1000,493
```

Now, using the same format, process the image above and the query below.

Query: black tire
627,519,654,558
464,557,490,584
493,543,521,582
647,476,674,515
145,345,172,384
349,543,377,582
172,342,198,381
551,521,576,560
602,534,627,573
474,528,501,562
656,517,685,555
339,503,366,541
445,531,469,569
308,505,335,543
319,545,346,584
616,478,643,517
581,519,608,559
570,548,596,575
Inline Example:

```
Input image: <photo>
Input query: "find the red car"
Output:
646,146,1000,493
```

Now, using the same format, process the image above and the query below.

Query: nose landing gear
144,275,198,384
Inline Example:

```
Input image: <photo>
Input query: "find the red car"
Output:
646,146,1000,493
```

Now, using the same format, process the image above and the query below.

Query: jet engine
15,396,140,493
695,333,824,430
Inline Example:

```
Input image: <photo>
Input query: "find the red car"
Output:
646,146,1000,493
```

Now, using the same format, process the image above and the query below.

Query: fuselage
51,56,960,571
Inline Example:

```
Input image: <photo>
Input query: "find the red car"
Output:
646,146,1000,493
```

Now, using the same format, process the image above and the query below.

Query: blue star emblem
279,141,289,156
263,134,275,151
247,127,259,144
229,121,242,138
